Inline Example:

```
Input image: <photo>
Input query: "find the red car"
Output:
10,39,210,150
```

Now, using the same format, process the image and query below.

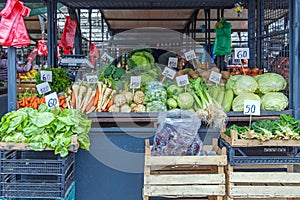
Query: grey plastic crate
1,151,75,175
0,151,75,199
219,137,300,166
1,164,74,199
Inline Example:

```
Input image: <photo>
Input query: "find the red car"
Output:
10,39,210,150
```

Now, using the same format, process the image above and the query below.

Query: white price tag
130,76,141,89
209,71,222,84
162,67,176,79
235,48,250,59
86,75,98,84
40,70,52,82
184,50,196,61
45,92,59,108
244,100,261,116
101,52,114,62
168,57,178,69
176,74,189,87
36,82,51,95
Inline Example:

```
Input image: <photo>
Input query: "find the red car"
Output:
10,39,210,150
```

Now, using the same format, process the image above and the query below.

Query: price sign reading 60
235,48,250,59
45,92,59,108
244,100,260,116
176,74,189,87
40,70,52,82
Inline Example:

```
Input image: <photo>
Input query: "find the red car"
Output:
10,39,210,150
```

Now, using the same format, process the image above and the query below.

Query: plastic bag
0,0,31,47
89,43,99,66
59,16,77,54
213,19,231,56
144,82,167,109
151,110,205,156
37,38,48,56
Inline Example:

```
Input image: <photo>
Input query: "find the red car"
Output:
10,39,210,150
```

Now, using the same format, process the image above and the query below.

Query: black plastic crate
219,138,300,166
1,163,74,199
0,151,75,175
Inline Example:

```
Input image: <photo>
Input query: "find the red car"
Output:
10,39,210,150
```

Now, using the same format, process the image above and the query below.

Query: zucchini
222,88,234,112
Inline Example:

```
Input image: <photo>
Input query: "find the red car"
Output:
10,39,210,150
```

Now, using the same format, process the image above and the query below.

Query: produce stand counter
74,111,291,200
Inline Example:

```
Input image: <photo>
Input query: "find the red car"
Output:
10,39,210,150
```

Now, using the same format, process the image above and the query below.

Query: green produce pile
225,114,300,141
144,82,167,112
35,68,72,94
222,73,288,112
0,104,91,157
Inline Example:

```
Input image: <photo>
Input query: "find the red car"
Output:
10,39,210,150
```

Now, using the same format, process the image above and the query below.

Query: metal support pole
257,0,264,69
248,0,255,68
88,9,92,45
291,0,300,118
101,13,104,41
7,47,16,112
47,0,57,67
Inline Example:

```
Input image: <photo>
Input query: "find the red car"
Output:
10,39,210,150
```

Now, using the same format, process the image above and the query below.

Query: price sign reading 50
36,82,51,95
40,70,52,82
45,92,59,108
244,100,260,116
235,48,250,59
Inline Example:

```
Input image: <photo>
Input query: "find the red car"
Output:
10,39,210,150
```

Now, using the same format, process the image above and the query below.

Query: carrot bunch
18,95,45,109
18,94,67,110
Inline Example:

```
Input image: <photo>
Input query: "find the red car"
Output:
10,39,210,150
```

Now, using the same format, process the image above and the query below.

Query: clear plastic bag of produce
151,110,205,156
146,101,167,112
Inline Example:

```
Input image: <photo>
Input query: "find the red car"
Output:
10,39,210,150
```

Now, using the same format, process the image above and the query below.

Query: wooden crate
17,82,36,95
143,139,227,200
0,135,79,152
221,129,300,147
226,164,300,199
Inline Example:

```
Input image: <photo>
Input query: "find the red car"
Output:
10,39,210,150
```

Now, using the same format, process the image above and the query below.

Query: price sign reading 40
86,75,98,84
162,67,176,79
235,48,250,59
176,74,189,87
184,50,196,61
168,57,178,69
45,92,59,108
130,76,141,89
36,82,51,95
244,100,261,116
40,70,52,82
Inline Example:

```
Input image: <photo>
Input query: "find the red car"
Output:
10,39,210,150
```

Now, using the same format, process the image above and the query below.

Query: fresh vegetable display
225,114,300,141
0,104,91,157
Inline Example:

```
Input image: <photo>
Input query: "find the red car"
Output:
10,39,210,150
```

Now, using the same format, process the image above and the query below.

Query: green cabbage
232,93,261,112
177,93,194,109
231,75,258,95
261,92,288,111
167,85,183,95
255,73,287,94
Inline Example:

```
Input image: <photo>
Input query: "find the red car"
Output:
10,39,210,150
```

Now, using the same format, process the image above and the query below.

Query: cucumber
216,87,225,105
222,88,234,112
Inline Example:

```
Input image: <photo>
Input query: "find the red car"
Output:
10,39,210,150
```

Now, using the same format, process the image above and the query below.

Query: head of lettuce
261,92,288,111
255,73,287,94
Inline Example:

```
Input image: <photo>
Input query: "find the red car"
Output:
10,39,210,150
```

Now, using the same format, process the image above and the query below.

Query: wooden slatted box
143,139,227,200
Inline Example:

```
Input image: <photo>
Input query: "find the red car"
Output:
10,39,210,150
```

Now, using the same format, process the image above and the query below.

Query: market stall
0,0,300,199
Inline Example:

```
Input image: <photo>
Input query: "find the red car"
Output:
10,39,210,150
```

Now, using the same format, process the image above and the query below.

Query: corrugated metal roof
58,0,239,9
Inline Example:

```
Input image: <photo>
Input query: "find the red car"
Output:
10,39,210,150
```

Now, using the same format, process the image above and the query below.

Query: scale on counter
59,54,94,69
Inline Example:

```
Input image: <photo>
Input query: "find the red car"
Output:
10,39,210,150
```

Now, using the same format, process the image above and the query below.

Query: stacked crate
220,130,300,200
0,150,75,200
143,139,227,200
